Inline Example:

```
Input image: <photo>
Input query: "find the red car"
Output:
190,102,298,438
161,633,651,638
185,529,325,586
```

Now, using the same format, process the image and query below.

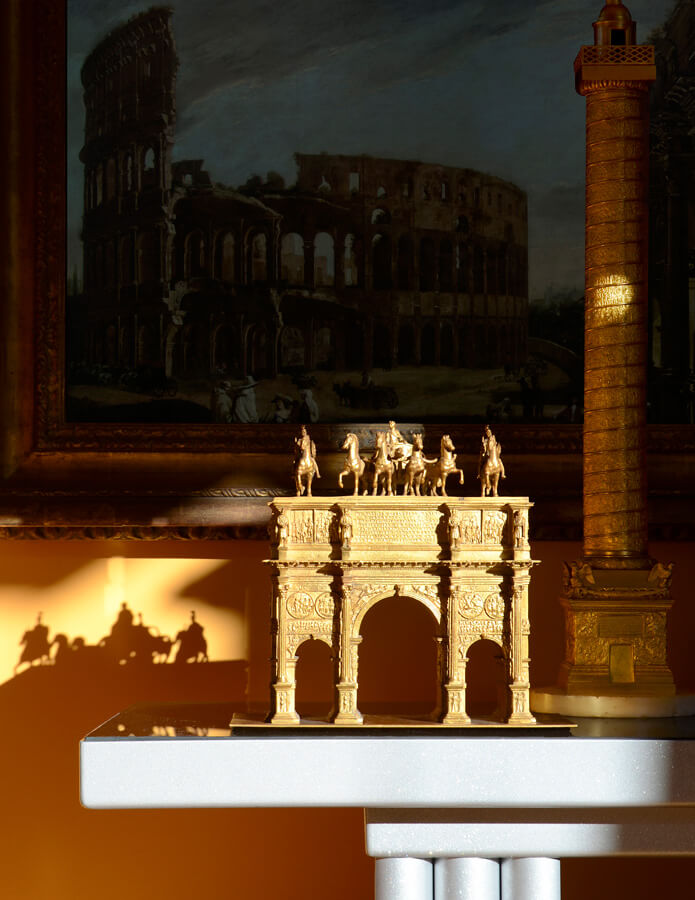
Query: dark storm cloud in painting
67,0,673,296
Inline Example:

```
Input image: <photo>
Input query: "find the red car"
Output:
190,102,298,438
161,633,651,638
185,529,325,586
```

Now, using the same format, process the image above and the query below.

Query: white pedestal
435,858,500,900
501,858,560,900
80,708,695,900
376,858,433,900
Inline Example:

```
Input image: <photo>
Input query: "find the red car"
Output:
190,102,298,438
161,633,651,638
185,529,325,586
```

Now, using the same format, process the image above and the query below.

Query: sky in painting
67,0,674,298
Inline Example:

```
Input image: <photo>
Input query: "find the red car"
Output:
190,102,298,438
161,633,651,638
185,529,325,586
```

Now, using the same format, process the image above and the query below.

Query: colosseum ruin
75,7,529,417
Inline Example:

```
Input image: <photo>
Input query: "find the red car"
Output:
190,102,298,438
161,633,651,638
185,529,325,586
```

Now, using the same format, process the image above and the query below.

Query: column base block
270,712,301,725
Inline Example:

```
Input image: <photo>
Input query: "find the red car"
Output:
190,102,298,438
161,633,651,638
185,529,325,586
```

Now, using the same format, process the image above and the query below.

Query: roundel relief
287,591,314,618
315,592,335,618
459,592,485,618
484,592,505,619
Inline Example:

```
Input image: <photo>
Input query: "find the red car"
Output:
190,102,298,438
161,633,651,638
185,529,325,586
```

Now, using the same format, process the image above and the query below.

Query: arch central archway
357,593,441,718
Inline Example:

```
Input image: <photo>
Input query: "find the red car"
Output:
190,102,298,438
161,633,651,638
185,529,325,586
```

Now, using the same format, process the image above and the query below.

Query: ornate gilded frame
1,1,692,540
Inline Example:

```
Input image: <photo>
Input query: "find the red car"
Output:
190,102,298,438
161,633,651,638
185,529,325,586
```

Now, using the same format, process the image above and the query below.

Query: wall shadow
0,632,371,900
3,539,695,899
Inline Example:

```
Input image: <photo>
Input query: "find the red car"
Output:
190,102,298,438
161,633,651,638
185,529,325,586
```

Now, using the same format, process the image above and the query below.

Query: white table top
80,703,695,812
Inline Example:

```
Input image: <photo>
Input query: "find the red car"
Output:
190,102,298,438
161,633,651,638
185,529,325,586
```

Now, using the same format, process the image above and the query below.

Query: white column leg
434,858,500,899
375,858,433,900
501,858,561,900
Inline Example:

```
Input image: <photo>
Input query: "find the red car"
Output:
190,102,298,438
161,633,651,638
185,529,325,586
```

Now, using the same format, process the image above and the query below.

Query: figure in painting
478,425,506,497
298,388,320,424
232,375,259,423
269,393,294,424
211,380,234,423
293,425,320,496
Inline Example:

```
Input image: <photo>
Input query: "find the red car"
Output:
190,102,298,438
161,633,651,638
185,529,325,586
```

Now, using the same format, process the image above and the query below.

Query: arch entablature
267,496,536,728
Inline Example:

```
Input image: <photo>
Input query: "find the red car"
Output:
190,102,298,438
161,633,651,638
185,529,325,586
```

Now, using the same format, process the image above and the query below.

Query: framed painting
1,0,693,538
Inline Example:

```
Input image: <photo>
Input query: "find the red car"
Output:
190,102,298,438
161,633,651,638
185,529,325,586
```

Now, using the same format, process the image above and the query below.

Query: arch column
334,586,363,724
443,585,471,725
271,651,300,725
270,581,300,724
508,578,535,725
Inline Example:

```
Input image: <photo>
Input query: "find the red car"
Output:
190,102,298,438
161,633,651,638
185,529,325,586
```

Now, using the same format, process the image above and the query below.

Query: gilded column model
577,0,653,567
534,2,678,714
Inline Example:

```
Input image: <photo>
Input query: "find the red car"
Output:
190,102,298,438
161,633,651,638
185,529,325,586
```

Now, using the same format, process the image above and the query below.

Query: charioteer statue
293,425,320,496
478,424,505,497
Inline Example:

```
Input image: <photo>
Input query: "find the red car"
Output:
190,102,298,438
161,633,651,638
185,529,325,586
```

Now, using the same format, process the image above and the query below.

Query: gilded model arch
267,495,536,727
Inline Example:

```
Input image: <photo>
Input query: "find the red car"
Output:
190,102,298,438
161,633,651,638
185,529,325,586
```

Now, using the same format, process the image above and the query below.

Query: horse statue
478,424,506,497
365,431,395,495
293,425,320,496
425,434,464,497
338,433,365,496
403,434,436,496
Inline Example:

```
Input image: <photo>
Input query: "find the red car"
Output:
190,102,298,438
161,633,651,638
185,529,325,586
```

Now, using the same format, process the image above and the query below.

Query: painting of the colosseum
66,2,692,424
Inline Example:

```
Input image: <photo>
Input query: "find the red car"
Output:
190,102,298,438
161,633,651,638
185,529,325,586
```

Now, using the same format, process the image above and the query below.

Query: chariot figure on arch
383,420,412,469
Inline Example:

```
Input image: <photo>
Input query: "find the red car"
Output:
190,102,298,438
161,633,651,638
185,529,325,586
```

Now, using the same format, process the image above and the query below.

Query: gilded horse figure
403,434,436,496
365,431,395,495
425,434,464,497
293,425,320,496
338,433,365,496
478,424,505,497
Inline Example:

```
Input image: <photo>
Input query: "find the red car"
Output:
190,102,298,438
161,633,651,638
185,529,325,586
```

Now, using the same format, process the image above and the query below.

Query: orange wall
1,539,694,899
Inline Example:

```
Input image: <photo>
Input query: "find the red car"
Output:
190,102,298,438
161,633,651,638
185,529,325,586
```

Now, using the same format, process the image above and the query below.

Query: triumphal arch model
267,496,536,726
